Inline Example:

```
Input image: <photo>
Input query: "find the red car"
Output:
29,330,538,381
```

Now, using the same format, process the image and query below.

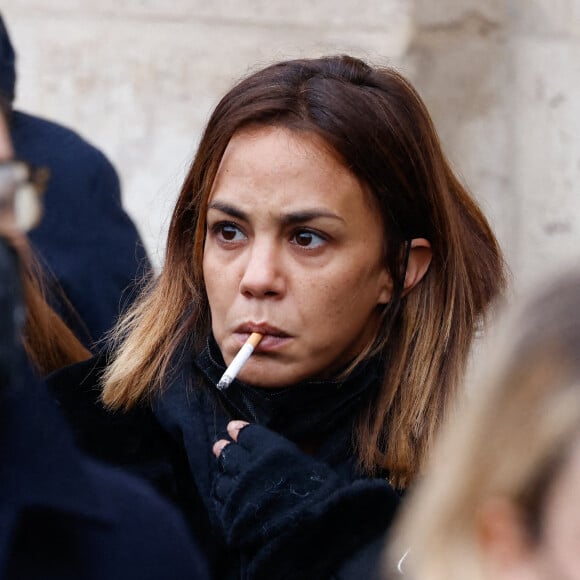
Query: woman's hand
211,420,400,579
212,419,248,459
212,420,343,547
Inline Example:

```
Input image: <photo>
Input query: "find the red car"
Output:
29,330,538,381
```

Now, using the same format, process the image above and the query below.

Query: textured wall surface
508,2,580,286
2,1,580,291
411,0,580,290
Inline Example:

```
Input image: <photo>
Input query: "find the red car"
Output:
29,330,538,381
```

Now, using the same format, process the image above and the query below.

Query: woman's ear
403,238,432,295
376,238,432,305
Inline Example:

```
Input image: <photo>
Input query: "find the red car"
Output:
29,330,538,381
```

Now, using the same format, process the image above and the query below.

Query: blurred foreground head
0,96,90,375
387,267,580,580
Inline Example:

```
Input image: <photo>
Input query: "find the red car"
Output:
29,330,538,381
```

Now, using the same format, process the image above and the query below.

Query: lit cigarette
217,332,263,390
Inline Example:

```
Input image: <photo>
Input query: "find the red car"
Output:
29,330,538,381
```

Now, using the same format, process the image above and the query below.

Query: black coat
2,366,209,580
47,349,400,580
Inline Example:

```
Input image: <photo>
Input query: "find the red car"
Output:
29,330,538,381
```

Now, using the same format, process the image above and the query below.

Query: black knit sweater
47,340,400,579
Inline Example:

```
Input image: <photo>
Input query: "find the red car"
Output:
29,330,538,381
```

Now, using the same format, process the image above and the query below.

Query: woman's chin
237,363,309,389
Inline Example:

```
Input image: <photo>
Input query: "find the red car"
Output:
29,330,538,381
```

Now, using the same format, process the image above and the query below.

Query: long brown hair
103,55,506,486
0,220,91,375
20,243,92,374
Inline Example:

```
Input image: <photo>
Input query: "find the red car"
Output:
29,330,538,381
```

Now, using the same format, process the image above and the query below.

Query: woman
53,55,506,579
386,267,580,580
0,96,210,580
0,129,91,374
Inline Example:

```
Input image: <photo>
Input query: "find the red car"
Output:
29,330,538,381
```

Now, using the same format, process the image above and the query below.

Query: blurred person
0,95,91,375
385,268,580,580
0,93,210,580
49,55,506,579
0,12,151,347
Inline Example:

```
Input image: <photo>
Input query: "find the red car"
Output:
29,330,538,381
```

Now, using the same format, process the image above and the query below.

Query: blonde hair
386,268,580,579
103,55,506,486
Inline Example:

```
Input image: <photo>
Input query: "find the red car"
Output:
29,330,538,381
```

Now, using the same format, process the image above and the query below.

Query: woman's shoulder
45,352,180,491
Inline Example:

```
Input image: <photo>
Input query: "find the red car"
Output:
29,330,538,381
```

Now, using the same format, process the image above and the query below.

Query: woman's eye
291,229,326,249
213,223,246,243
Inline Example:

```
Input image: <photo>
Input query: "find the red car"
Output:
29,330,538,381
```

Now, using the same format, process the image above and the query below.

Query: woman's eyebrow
208,201,344,225
207,201,247,221
279,210,345,226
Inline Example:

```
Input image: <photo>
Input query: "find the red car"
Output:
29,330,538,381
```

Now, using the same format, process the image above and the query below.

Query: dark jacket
0,14,151,346
47,346,399,580
2,363,209,580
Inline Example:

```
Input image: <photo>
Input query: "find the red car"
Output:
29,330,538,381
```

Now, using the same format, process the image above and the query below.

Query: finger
212,439,230,458
227,420,250,442
215,440,248,477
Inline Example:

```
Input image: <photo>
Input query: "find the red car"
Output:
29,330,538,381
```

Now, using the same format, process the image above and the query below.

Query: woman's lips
233,328,291,352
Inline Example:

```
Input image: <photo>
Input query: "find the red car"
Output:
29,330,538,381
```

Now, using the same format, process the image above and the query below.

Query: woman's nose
239,240,285,298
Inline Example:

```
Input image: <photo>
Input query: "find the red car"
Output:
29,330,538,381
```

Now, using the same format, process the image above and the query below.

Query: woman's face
202,126,391,387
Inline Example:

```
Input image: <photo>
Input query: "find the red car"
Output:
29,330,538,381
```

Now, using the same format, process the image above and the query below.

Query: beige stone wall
508,1,580,288
3,1,580,290
410,0,580,290
410,0,513,267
